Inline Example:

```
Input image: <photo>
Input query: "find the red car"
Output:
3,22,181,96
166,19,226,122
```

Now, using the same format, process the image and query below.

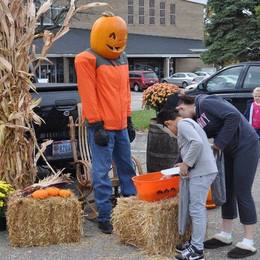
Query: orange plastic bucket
132,172,180,202
206,188,217,209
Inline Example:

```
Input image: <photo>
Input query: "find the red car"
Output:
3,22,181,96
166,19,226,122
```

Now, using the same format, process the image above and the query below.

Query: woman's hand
212,143,221,156
175,162,189,177
212,143,221,151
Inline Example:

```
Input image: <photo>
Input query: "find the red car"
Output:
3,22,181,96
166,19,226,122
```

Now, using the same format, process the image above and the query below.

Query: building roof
185,0,207,5
35,28,205,58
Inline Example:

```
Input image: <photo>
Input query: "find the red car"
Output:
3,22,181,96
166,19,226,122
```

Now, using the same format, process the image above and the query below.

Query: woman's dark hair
157,109,179,125
178,95,195,105
162,93,179,110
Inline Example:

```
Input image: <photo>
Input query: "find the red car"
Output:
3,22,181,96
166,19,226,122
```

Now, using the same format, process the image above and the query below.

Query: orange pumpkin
32,189,49,199
59,189,72,198
45,187,60,196
90,12,128,59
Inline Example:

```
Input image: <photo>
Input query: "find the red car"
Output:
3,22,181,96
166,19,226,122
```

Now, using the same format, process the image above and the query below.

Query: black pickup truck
32,83,80,174
186,61,260,113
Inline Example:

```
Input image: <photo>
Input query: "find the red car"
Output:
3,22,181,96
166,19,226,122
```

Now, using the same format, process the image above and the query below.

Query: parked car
32,83,80,175
129,70,159,92
194,71,213,77
191,76,207,85
186,61,260,113
162,72,198,88
185,76,207,91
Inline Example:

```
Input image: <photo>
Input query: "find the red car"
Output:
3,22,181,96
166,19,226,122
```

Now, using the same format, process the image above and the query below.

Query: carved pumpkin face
90,13,128,59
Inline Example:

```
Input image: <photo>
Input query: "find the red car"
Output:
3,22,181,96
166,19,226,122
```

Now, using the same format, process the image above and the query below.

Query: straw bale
112,196,191,256
7,194,83,247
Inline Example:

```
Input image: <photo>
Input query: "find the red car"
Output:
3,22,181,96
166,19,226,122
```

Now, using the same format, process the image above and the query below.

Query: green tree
202,0,260,67
256,5,260,18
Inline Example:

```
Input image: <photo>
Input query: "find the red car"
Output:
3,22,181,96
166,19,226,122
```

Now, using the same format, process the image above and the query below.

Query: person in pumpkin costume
75,12,136,234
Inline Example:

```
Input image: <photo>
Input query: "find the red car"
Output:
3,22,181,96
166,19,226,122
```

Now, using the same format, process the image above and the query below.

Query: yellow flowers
0,181,14,208
142,83,180,111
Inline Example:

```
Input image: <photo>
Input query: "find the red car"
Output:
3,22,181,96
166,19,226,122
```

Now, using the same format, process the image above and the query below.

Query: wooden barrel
146,119,179,172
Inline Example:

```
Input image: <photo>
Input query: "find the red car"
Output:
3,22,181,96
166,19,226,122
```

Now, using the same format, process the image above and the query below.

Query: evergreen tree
202,0,260,66
256,5,260,18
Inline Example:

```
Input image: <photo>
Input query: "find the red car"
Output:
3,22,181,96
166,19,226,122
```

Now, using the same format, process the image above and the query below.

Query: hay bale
112,196,191,256
7,195,83,247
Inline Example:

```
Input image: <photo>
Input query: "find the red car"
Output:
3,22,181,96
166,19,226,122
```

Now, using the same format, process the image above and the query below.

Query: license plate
52,140,72,157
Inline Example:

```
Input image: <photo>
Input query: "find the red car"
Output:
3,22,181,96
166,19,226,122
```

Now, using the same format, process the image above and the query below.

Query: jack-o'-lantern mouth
106,44,125,52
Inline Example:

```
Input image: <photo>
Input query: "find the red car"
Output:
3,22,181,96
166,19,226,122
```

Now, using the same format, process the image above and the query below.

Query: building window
128,0,134,24
35,58,63,83
160,2,165,25
139,0,145,24
56,58,64,83
170,3,176,24
69,58,77,83
149,0,155,24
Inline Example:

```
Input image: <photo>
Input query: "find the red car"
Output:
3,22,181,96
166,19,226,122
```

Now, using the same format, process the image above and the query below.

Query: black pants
222,142,259,225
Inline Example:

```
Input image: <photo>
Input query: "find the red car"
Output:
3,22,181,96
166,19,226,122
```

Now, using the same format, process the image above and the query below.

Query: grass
132,109,156,131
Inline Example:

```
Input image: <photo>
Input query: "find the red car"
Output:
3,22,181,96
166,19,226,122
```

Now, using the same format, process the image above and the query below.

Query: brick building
35,0,209,83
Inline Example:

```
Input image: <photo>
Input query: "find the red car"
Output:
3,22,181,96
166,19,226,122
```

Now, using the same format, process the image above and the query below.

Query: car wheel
162,80,167,83
182,82,188,88
133,84,140,92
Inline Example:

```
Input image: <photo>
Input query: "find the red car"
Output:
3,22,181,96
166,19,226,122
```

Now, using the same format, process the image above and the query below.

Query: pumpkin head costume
75,12,131,130
74,13,136,233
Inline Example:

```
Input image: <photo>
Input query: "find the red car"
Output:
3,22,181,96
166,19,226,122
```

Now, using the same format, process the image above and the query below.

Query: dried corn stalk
0,0,108,189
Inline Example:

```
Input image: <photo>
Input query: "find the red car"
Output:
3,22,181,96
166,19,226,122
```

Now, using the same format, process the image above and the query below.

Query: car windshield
144,72,158,79
207,66,242,91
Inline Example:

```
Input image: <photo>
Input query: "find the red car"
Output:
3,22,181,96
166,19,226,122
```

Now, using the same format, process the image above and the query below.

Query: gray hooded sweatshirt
177,118,217,178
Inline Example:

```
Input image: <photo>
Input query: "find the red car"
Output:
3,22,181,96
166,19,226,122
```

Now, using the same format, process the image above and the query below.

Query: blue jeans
88,127,136,222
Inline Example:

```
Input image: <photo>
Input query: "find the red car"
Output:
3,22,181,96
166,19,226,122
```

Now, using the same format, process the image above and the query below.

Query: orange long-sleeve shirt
75,49,131,130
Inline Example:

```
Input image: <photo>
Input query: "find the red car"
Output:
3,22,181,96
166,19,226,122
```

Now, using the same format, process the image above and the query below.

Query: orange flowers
142,83,180,111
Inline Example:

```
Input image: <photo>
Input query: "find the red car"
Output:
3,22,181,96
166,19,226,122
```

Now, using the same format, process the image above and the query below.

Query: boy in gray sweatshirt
157,109,217,260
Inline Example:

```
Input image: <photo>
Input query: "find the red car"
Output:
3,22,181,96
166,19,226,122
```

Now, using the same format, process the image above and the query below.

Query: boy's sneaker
175,244,204,260
175,240,191,253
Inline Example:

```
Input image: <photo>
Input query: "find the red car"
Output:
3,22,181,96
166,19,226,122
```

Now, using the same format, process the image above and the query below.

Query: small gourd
59,189,72,198
32,189,49,199
46,187,60,196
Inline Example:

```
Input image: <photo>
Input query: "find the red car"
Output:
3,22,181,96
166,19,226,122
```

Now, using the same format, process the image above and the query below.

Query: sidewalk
0,131,259,260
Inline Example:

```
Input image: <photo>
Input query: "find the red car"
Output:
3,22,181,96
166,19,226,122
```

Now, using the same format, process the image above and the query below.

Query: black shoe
98,221,113,234
204,238,232,249
175,244,204,260
227,243,257,259
176,240,191,253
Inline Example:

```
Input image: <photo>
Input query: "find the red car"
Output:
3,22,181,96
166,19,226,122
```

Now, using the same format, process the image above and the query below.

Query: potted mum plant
0,181,14,231
142,83,180,172
142,82,180,113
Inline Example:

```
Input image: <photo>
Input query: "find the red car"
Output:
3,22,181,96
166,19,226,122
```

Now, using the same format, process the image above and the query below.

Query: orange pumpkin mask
90,12,128,59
